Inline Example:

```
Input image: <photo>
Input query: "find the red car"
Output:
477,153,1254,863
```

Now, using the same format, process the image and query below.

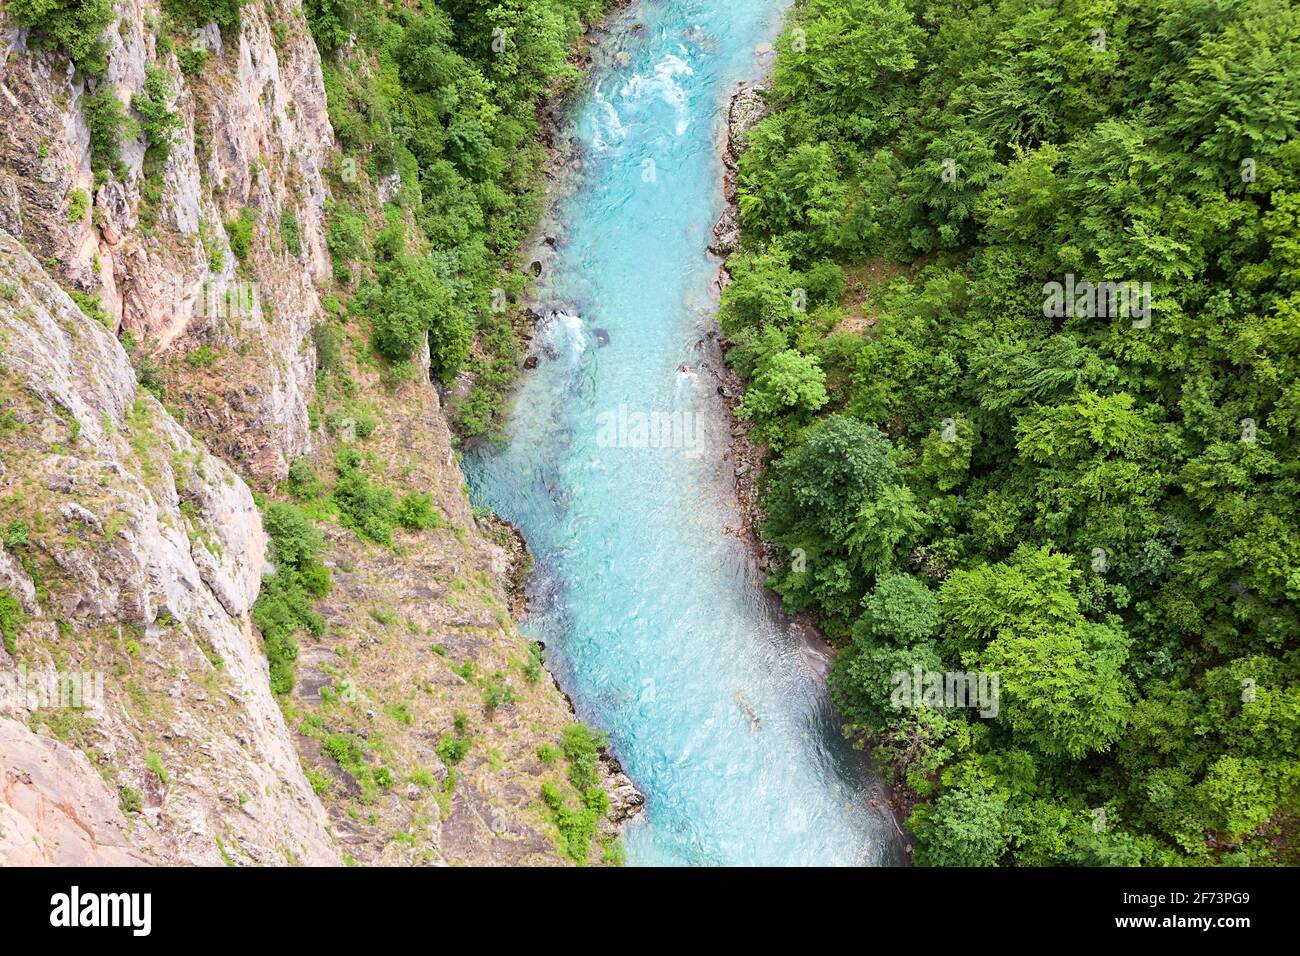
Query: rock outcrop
710,81,769,258
0,1,332,480
0,717,153,866
0,229,337,865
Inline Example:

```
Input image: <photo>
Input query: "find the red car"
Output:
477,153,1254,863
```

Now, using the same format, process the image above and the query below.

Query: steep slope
1,0,330,479
0,229,336,865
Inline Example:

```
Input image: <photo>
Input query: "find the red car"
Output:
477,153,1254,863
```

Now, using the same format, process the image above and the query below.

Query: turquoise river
465,0,899,866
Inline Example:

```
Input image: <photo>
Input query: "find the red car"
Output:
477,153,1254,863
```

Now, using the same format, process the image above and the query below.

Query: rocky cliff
0,228,335,864
0,1,637,866
1,0,329,481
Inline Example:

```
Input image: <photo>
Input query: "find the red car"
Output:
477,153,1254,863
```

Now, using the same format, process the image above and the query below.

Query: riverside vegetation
721,0,1300,865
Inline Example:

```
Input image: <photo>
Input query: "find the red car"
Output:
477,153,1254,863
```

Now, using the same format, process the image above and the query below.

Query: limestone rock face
726,82,770,158
0,232,337,865
0,2,638,868
0,1,333,477
0,717,152,866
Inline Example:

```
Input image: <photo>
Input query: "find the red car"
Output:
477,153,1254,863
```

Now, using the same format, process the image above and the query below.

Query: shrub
186,344,219,369
118,786,142,814
331,470,397,545
312,322,344,374
280,210,303,256
286,457,323,499
67,189,90,222
562,723,607,792
162,0,246,30
144,752,169,785
326,201,366,267
83,87,129,178
4,519,30,548
323,732,368,780
523,642,544,683
409,768,435,788
540,781,606,865
394,492,440,532
69,290,113,327
8,0,115,77
0,589,26,656
481,672,516,714
177,42,209,76
304,767,330,795
304,0,360,55
368,259,470,382
132,66,183,164
436,729,471,765
226,208,255,262
252,502,329,694
263,502,324,571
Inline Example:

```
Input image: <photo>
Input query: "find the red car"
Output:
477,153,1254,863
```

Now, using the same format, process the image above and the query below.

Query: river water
465,0,897,866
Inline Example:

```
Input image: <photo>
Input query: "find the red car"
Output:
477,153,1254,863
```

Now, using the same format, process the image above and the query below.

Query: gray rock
0,231,337,866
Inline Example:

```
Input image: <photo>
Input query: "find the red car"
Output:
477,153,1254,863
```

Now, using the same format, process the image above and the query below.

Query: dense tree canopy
312,0,605,430
731,0,1300,865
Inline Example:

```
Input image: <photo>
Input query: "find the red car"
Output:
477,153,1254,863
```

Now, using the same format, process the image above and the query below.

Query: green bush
331,469,397,545
312,322,344,374
66,189,90,222
436,728,472,765
0,589,26,656
280,210,303,257
8,0,115,77
118,786,142,815
252,502,329,694
304,0,359,55
286,457,324,499
226,208,255,262
5,519,30,548
177,42,210,76
540,781,607,865
368,258,470,382
82,87,129,178
186,344,219,369
132,65,183,164
325,201,366,268
322,732,370,789
69,290,113,328
162,0,246,30
145,752,169,785
394,492,440,532
562,723,607,792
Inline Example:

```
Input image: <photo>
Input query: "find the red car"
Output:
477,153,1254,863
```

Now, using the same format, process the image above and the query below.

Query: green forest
306,0,607,433
724,0,1300,865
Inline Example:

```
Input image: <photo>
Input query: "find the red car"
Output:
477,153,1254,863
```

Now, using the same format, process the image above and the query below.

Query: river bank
706,79,918,859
